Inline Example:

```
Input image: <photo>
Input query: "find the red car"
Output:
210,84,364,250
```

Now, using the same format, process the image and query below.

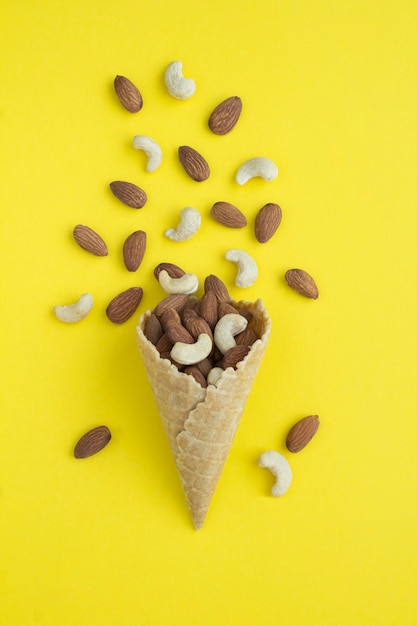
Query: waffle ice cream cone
136,298,271,529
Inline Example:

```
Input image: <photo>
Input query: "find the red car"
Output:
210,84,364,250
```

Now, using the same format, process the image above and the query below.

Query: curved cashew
207,367,224,387
165,207,201,242
132,135,162,172
213,313,248,354
225,249,258,288
170,333,212,365
158,270,199,295
54,293,93,323
164,61,196,100
235,157,278,185
258,450,292,496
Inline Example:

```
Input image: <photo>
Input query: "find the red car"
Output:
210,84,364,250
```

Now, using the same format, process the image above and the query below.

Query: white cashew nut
170,333,212,365
258,450,293,496
164,61,196,100
213,313,248,354
132,135,162,172
207,367,224,387
165,207,201,241
235,157,278,185
158,270,199,295
225,249,258,288
54,293,94,323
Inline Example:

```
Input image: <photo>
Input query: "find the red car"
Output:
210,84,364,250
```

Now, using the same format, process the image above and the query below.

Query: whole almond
183,314,213,341
222,345,251,369
211,202,247,228
106,287,143,323
74,425,111,459
235,326,258,346
255,203,282,243
183,366,208,388
165,321,194,345
199,291,219,328
154,294,189,318
73,225,108,256
204,274,230,303
208,96,242,135
178,146,210,182
156,333,174,354
109,181,147,208
114,75,143,113
144,313,163,345
285,269,319,299
123,230,147,272
153,262,185,280
286,415,320,453
218,301,239,317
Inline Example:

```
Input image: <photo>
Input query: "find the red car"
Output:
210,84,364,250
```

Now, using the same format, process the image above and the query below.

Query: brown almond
109,181,147,209
183,315,213,341
235,326,258,346
208,96,242,135
156,333,174,354
210,202,247,228
160,307,182,330
218,301,239,318
199,291,219,328
285,269,319,299
106,287,143,323
183,366,208,388
114,75,143,113
154,294,189,318
204,274,230,303
223,345,251,369
144,313,163,345
74,425,111,459
178,146,210,182
153,262,185,280
195,357,213,377
255,203,282,243
165,321,194,345
73,225,108,256
123,230,146,272
286,415,320,453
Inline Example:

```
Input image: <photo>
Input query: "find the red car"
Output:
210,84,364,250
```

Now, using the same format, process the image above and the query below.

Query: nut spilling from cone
136,274,271,529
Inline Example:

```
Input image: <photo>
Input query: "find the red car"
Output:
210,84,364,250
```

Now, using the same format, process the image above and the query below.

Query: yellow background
1,1,416,624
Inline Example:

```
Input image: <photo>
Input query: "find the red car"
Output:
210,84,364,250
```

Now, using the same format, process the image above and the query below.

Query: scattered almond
178,146,210,182
114,75,143,113
153,262,185,280
208,96,242,135
106,287,143,323
109,181,147,208
285,269,319,299
123,230,147,272
286,415,320,453
74,425,112,459
73,225,108,256
255,203,282,243
210,201,247,228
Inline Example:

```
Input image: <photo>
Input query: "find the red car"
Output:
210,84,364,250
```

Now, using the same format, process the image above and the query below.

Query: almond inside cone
136,298,271,529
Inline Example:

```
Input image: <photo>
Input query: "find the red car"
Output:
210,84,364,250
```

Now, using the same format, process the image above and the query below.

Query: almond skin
123,230,147,272
286,415,320,453
106,287,143,323
211,202,247,228
144,313,163,345
285,269,319,299
222,345,251,369
255,203,282,243
208,96,242,135
178,146,210,182
73,225,108,256
204,274,230,303
74,425,111,458
114,75,143,113
109,181,147,208
153,262,185,280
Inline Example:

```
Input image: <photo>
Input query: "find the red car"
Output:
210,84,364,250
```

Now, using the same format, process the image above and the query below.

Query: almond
235,326,258,346
153,262,185,280
106,287,143,323
123,230,147,272
208,96,242,135
183,366,208,388
210,202,247,228
183,314,213,341
199,291,219,328
285,269,319,299
218,301,239,317
222,345,250,369
204,274,230,303
286,415,320,453
154,294,189,318
73,224,108,256
156,333,174,354
165,321,194,345
74,425,111,459
144,313,163,345
254,203,282,243
109,181,147,208
178,146,210,182
114,75,143,113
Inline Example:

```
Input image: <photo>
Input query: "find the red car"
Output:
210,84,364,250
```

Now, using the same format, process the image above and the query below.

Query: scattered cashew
170,333,212,365
213,313,248,354
258,450,293,496
207,367,224,387
235,157,278,185
164,61,196,100
165,207,201,241
132,135,162,172
158,270,199,295
54,293,94,323
225,249,258,288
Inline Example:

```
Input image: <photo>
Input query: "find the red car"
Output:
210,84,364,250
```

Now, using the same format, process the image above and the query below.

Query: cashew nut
170,333,212,365
165,207,201,242
132,135,162,172
213,313,248,354
225,249,258,288
258,450,293,496
207,367,224,387
158,270,199,295
54,293,94,323
164,61,196,100
235,157,278,185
